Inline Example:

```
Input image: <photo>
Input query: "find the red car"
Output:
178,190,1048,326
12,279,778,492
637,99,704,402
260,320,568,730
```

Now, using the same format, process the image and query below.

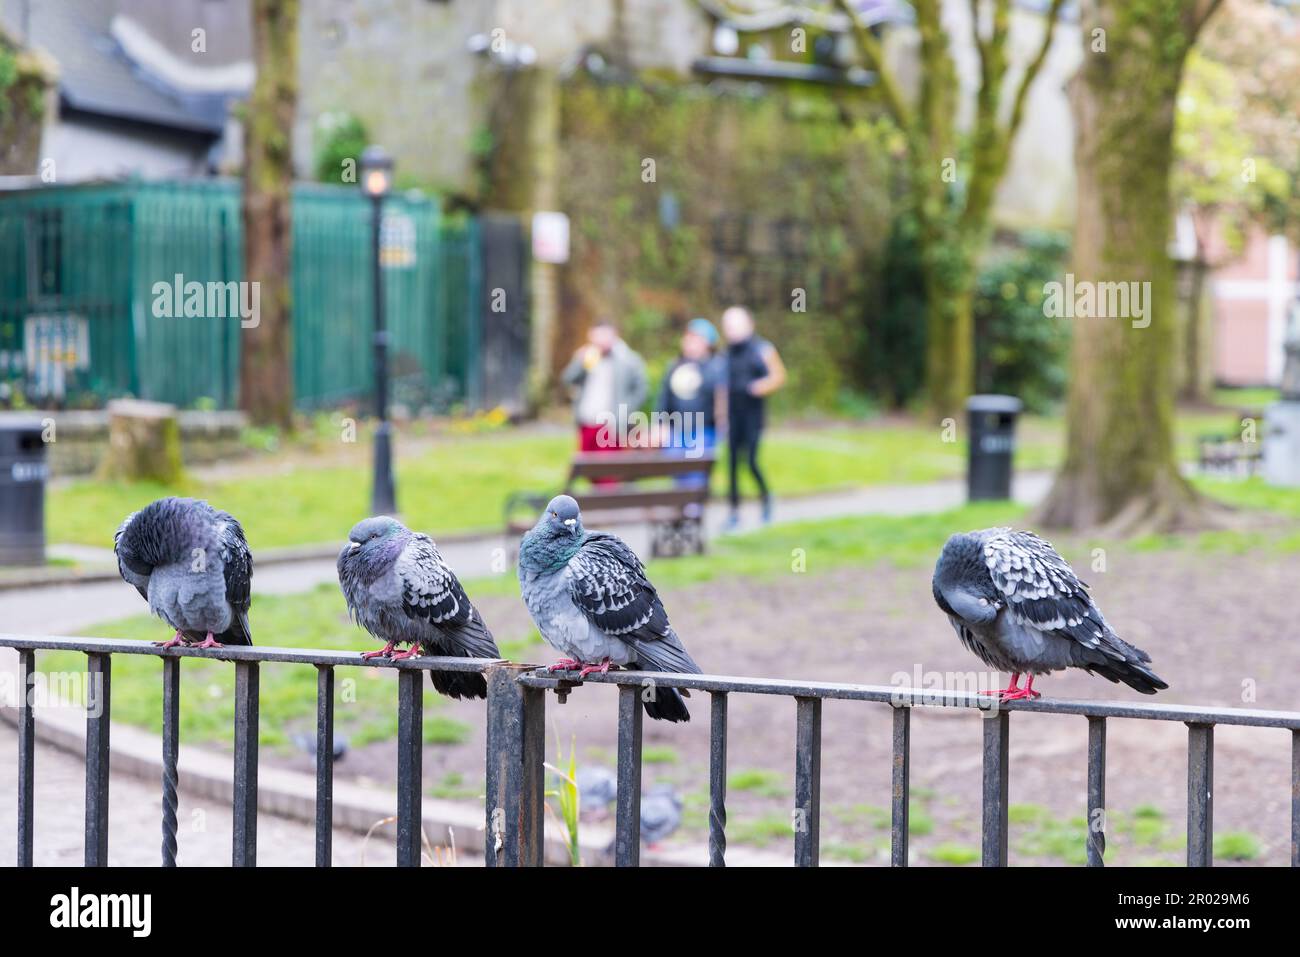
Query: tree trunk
239,0,299,430
1037,0,1225,534
98,400,184,484
922,250,976,418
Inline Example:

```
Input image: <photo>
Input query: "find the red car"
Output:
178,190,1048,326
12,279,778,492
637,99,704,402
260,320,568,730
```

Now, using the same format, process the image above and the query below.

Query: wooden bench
505,451,716,557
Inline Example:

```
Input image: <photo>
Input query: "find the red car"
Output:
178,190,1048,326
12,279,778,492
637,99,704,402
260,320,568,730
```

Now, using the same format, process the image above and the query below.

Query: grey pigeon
576,765,618,814
114,497,253,648
337,516,500,700
517,495,702,722
639,783,683,847
932,527,1168,698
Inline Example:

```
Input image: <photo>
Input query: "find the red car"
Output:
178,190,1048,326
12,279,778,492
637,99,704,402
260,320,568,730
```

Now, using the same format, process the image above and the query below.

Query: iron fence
3,633,1298,867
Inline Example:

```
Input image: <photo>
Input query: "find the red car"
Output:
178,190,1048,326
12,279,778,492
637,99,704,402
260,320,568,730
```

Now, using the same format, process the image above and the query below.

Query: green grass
728,814,793,847
641,745,680,765
1214,832,1262,862
928,842,980,865
727,768,787,798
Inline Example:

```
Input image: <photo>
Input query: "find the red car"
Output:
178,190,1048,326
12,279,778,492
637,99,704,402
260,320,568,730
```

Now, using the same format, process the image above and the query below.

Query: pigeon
337,516,500,700
639,783,683,847
576,765,618,816
517,494,702,722
113,497,253,649
932,527,1168,699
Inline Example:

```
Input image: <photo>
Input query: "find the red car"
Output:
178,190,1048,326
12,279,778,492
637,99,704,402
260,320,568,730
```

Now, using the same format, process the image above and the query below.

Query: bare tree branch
1003,0,1067,145
833,0,912,131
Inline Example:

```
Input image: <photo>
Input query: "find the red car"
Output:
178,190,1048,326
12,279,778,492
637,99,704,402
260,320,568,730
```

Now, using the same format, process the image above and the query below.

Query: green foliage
928,842,980,865
972,231,1071,412
312,111,369,184
557,75,900,410
858,211,927,408
1213,831,1261,862
544,735,582,866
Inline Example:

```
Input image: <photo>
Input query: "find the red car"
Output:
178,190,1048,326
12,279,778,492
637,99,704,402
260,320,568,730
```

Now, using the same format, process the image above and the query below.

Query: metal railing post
315,665,335,867
232,660,259,867
396,669,424,867
891,705,911,867
1086,716,1106,867
84,653,111,867
1186,723,1214,866
981,708,1009,867
484,663,546,867
17,649,35,867
615,684,644,866
161,656,180,867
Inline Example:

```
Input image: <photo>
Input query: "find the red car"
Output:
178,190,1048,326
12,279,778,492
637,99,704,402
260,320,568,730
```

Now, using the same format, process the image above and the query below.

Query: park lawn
43,401,1263,551
40,483,1300,746
45,420,1053,550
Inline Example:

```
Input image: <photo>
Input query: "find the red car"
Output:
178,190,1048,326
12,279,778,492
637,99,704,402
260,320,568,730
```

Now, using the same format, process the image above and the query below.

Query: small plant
928,842,980,866
1214,831,1261,862
544,734,581,867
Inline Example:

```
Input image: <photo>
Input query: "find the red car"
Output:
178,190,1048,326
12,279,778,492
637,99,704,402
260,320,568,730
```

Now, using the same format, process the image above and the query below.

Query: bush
313,112,369,185
857,212,927,409
973,231,1071,413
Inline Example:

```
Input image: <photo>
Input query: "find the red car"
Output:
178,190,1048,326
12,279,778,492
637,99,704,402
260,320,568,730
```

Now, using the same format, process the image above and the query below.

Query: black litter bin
0,418,48,566
967,395,1022,501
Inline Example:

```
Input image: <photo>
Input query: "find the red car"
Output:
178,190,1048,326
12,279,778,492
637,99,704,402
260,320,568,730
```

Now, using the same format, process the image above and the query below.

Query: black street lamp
361,145,397,516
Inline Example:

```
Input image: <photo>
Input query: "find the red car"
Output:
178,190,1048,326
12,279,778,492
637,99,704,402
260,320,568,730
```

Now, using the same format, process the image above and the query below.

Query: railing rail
3,633,1299,867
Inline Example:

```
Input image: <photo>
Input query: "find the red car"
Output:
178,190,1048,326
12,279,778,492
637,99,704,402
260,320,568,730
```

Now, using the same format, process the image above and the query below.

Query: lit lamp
360,145,397,515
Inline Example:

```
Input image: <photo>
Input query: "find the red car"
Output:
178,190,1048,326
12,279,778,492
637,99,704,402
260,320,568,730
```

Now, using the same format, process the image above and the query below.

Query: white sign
532,211,570,264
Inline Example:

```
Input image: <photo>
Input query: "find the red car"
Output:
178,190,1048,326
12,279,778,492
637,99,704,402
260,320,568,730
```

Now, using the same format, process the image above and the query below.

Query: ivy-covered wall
555,75,902,410
0,31,54,175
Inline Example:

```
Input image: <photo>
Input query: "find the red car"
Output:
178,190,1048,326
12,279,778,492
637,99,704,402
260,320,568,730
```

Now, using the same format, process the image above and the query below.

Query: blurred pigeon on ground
292,731,349,762
337,516,500,700
114,497,253,648
640,783,683,848
517,495,702,722
576,765,618,816
932,528,1168,699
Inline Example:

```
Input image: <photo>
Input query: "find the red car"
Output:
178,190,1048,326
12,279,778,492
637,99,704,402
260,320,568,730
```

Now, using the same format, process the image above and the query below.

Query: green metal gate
0,179,482,411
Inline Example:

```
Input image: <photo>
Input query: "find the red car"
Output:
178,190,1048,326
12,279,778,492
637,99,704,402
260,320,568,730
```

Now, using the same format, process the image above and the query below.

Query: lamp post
361,145,397,515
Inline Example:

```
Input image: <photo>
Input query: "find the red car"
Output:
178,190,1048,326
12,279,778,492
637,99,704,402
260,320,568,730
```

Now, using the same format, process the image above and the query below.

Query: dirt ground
272,544,1300,866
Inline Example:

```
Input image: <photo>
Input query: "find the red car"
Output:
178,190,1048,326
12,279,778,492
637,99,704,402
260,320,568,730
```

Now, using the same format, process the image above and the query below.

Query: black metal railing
4,633,1299,867
519,669,1300,868
0,634,544,868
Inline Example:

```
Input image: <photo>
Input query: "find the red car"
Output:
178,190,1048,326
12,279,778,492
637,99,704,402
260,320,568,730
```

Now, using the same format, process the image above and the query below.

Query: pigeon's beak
563,518,576,532
349,541,361,550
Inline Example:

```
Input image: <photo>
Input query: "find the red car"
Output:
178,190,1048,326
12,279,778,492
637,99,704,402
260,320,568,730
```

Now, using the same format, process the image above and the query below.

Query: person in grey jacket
561,320,648,463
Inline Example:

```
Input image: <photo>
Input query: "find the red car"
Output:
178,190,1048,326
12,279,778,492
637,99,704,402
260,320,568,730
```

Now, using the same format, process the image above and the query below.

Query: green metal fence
0,179,482,411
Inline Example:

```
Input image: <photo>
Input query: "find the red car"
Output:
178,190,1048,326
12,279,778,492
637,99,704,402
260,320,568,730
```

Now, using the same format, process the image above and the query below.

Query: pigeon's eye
551,511,557,517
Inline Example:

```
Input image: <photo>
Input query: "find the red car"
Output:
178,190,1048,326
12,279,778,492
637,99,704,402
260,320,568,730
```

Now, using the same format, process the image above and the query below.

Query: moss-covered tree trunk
240,0,298,430
1037,0,1224,532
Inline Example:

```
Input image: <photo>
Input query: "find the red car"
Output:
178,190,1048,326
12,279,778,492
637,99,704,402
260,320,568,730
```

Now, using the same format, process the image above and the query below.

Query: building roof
0,0,249,135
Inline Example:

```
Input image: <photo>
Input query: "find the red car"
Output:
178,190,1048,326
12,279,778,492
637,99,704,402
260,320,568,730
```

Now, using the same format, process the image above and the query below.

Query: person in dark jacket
654,318,724,489
721,305,786,528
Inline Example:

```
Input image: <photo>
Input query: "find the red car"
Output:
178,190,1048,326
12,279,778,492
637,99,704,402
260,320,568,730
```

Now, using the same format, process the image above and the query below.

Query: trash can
0,418,48,566
967,395,1022,501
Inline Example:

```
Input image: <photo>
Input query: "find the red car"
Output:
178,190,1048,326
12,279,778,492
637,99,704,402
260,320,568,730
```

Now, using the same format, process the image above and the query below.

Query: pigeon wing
982,530,1131,662
566,533,699,674
395,535,497,658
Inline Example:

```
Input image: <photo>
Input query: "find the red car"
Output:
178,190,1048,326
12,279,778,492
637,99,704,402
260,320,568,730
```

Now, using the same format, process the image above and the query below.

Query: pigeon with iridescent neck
517,495,702,722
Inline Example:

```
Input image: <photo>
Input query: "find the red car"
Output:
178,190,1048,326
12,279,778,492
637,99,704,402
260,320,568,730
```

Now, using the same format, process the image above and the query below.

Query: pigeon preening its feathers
337,516,500,700
114,497,253,647
518,495,703,722
932,528,1168,698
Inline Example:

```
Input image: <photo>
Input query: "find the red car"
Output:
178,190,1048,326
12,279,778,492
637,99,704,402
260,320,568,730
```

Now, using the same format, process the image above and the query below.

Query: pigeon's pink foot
547,658,582,672
980,673,1022,698
361,641,397,660
153,632,187,649
577,658,614,679
192,633,223,650
389,644,423,661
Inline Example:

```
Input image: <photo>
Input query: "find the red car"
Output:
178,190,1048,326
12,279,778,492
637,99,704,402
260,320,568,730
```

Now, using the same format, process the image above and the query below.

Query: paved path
0,721,401,867
1,472,1051,636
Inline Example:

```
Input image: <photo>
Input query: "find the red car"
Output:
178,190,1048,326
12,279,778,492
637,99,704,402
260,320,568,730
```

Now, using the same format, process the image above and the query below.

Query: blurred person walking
562,319,647,484
654,318,725,489
721,305,786,528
